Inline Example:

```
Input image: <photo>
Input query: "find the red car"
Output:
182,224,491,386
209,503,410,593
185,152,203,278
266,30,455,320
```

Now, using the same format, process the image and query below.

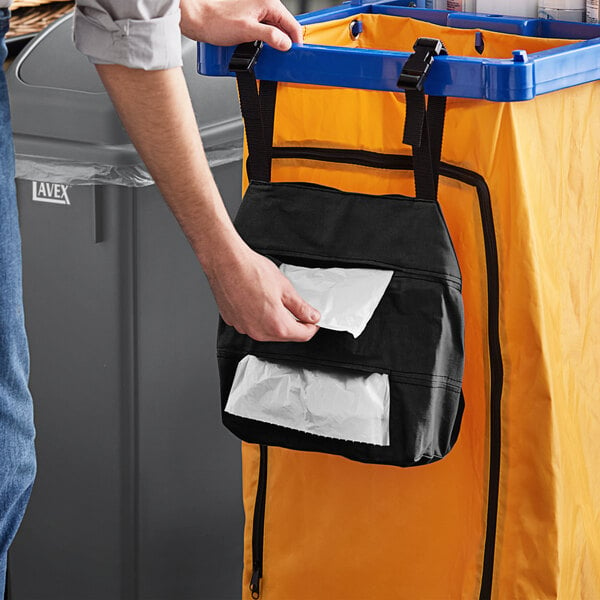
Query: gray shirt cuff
73,6,183,70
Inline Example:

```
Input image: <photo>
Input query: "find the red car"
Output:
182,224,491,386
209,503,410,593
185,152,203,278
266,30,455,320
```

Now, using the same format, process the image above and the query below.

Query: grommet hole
349,19,363,41
475,31,485,54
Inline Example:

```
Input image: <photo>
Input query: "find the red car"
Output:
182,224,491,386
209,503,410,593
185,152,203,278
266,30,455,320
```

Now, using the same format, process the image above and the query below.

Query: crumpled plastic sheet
225,355,390,446
279,263,394,338
14,143,242,187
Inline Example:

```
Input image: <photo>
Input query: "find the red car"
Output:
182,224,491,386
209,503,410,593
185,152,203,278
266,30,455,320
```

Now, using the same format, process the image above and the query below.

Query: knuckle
281,286,295,302
272,324,289,339
298,303,310,317
245,327,261,341
298,330,312,342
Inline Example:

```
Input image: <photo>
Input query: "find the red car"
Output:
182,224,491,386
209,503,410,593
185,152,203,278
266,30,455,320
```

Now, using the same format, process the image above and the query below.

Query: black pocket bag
217,45,464,467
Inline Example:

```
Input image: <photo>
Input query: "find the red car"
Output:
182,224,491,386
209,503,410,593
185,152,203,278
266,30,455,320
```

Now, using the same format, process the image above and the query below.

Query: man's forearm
95,56,319,342
95,64,244,273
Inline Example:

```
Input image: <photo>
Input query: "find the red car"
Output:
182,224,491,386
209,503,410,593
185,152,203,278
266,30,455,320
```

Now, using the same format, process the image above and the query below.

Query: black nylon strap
404,90,434,201
403,89,427,149
427,95,447,198
258,80,278,182
235,54,446,199
235,69,272,182
403,91,446,201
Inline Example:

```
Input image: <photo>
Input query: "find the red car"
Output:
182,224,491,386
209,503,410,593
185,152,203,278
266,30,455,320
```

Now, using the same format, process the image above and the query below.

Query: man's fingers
243,311,319,343
240,296,320,342
284,321,320,342
252,22,293,51
271,314,320,342
283,291,320,325
265,5,303,45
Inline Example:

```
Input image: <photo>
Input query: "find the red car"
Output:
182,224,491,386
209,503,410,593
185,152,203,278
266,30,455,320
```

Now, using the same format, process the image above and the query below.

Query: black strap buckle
397,38,447,92
228,40,264,72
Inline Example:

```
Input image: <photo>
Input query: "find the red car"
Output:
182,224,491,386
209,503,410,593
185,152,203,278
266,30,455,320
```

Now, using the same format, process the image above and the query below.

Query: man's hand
204,243,320,342
179,0,303,51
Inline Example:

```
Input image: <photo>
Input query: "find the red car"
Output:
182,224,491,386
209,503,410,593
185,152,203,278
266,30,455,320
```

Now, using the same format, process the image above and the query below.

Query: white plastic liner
225,355,390,446
279,263,393,338
14,143,242,187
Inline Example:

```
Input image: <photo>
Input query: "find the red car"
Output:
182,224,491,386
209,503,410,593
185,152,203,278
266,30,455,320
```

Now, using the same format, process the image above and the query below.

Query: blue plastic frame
197,0,600,101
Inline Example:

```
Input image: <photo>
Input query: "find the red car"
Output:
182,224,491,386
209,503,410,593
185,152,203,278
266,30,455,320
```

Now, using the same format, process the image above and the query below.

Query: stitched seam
229,414,446,458
251,247,462,288
217,350,462,390
250,181,432,204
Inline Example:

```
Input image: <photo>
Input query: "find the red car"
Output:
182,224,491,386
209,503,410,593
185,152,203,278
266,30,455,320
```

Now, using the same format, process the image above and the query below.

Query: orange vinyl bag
224,13,600,600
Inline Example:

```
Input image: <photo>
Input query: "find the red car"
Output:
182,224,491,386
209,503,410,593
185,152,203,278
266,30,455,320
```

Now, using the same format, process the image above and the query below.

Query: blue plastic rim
197,0,600,101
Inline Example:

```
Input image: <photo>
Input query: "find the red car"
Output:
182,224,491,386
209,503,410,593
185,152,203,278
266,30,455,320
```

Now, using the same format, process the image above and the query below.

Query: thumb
283,291,321,324
252,23,293,51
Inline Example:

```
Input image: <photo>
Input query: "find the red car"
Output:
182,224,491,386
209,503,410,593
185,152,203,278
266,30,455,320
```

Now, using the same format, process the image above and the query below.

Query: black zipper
259,146,504,600
260,250,461,289
437,161,503,600
250,445,268,600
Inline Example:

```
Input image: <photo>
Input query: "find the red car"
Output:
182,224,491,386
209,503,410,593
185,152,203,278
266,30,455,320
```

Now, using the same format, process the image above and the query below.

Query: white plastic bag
279,263,393,338
225,355,390,446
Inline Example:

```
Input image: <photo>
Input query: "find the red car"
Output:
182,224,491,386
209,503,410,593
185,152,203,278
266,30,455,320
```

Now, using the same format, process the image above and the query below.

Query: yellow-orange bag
228,14,600,600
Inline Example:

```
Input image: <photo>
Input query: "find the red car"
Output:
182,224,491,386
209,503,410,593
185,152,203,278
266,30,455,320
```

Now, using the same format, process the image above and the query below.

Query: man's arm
95,64,319,342
76,0,320,342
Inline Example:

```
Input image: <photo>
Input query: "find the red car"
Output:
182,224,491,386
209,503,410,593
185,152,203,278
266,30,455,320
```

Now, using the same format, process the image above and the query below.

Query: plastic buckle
228,41,264,72
397,38,447,92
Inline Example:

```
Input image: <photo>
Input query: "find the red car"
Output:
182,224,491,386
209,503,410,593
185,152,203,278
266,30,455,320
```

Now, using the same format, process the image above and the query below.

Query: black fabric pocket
217,181,465,467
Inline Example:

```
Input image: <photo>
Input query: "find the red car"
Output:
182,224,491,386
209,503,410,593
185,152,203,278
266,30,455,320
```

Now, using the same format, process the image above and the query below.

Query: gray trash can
6,13,244,600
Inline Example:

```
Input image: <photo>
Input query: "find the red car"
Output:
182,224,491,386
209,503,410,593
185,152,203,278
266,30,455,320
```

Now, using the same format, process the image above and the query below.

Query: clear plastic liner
280,263,393,338
15,155,155,187
14,142,242,187
225,355,390,446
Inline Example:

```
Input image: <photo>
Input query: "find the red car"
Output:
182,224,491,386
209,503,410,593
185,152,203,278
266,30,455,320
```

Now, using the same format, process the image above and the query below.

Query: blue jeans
0,10,37,592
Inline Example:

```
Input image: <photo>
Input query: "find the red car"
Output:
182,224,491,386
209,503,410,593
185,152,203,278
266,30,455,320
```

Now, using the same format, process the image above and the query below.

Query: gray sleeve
73,0,182,70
